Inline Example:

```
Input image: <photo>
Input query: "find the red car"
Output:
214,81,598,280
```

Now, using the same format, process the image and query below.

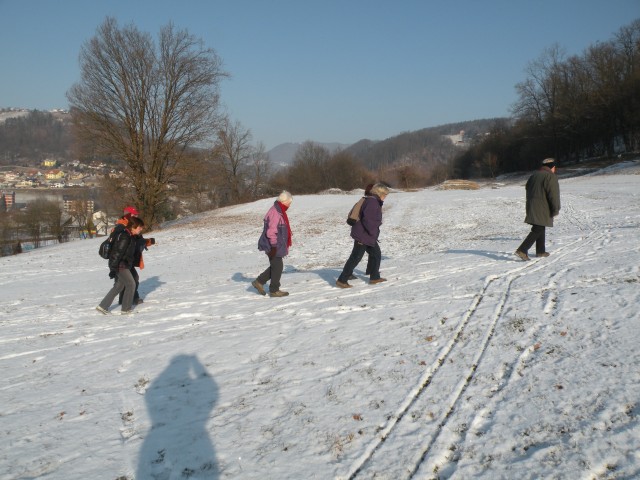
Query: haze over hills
0,107,503,172
266,142,352,168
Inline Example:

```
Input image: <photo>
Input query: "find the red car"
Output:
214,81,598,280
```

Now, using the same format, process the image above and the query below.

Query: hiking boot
515,250,530,261
121,309,134,315
348,274,357,280
336,280,352,288
252,280,266,296
269,290,289,297
96,306,110,315
135,298,144,305
369,277,387,285
536,252,550,258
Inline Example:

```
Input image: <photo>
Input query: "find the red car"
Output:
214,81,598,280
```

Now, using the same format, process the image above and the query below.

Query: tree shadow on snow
137,354,219,479
446,249,515,261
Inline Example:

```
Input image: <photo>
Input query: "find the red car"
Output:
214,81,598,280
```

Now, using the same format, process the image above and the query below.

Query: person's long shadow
137,354,219,479
138,275,164,298
446,249,514,261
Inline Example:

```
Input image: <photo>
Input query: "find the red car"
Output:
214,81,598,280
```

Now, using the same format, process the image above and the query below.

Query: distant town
0,156,123,190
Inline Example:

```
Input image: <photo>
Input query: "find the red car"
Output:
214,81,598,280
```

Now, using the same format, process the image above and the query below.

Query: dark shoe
536,252,550,258
348,274,357,280
515,250,530,261
269,290,289,297
135,298,144,305
336,280,352,288
369,278,387,285
96,306,110,315
252,280,266,296
121,309,134,315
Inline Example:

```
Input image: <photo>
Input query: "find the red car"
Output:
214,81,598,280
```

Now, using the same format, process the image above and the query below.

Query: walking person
336,183,389,288
349,183,375,280
113,206,155,305
252,191,293,297
96,216,145,314
515,158,561,261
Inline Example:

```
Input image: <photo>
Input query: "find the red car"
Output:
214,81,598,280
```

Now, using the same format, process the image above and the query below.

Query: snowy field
1,161,639,480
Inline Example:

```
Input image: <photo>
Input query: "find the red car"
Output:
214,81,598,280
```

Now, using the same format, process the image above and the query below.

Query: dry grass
438,180,480,190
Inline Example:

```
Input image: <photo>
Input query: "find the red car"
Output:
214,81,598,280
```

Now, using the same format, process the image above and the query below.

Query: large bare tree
67,17,228,227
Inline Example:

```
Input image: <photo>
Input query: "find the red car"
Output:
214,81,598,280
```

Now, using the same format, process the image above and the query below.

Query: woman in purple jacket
253,191,293,297
336,183,389,288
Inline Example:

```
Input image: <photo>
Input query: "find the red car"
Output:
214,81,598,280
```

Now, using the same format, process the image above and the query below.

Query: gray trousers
99,269,136,312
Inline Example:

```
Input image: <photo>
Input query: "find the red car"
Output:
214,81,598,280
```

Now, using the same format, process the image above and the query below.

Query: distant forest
0,110,74,165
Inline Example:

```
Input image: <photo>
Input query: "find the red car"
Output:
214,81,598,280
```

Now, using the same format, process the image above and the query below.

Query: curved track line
342,227,605,479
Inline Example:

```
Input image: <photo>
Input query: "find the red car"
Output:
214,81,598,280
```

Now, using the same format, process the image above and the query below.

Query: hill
267,141,350,168
2,159,639,478
1,108,501,174
344,118,508,170
265,118,507,171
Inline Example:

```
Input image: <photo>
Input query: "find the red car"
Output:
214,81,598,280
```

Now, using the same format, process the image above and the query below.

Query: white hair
370,183,390,197
277,190,292,203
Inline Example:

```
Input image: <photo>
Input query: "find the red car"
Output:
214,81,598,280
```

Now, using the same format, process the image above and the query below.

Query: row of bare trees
269,142,372,194
455,19,640,177
0,200,66,255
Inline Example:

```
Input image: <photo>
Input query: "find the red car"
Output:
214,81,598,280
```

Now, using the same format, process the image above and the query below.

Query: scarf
278,201,292,247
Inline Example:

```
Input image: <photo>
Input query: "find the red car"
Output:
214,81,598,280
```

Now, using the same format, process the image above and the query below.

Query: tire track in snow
415,225,612,478
342,226,606,479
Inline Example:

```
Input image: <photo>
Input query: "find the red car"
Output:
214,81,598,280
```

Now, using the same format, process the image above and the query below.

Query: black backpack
98,233,115,259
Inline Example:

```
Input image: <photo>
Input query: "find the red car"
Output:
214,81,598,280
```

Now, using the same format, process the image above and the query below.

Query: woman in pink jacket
253,191,293,297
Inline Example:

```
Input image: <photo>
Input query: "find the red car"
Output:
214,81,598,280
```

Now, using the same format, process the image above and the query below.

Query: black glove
109,270,117,279
148,238,155,245
268,246,277,259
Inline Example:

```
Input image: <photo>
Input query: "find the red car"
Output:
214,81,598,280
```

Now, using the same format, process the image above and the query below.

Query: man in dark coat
515,158,561,261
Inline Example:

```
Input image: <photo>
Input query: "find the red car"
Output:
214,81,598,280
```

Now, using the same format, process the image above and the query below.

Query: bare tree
325,151,369,190
247,141,270,199
176,150,220,213
68,194,94,238
40,200,65,243
97,173,128,232
513,44,566,124
287,141,331,193
67,17,228,227
212,118,254,203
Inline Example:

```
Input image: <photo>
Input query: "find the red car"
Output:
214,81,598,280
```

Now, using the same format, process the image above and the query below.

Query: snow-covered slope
2,161,639,479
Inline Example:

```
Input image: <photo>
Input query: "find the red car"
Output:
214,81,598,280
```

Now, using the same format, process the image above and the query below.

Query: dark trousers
518,224,546,254
257,256,284,292
338,241,382,282
119,267,139,304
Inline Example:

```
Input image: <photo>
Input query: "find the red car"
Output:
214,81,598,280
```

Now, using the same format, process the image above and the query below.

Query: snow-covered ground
1,161,639,480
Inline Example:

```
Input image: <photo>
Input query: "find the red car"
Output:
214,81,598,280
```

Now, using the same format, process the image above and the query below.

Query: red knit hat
123,206,139,216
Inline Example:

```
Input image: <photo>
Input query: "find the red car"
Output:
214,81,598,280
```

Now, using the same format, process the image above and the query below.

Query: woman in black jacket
96,216,145,315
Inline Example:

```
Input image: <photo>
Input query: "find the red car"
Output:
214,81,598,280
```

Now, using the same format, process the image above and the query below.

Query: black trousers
257,255,284,292
338,241,381,282
518,224,546,254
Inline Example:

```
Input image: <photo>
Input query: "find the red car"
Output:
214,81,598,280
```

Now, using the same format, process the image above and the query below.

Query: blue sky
1,0,638,149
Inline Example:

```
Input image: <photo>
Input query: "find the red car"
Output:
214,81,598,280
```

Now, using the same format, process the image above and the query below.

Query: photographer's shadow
137,354,219,479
